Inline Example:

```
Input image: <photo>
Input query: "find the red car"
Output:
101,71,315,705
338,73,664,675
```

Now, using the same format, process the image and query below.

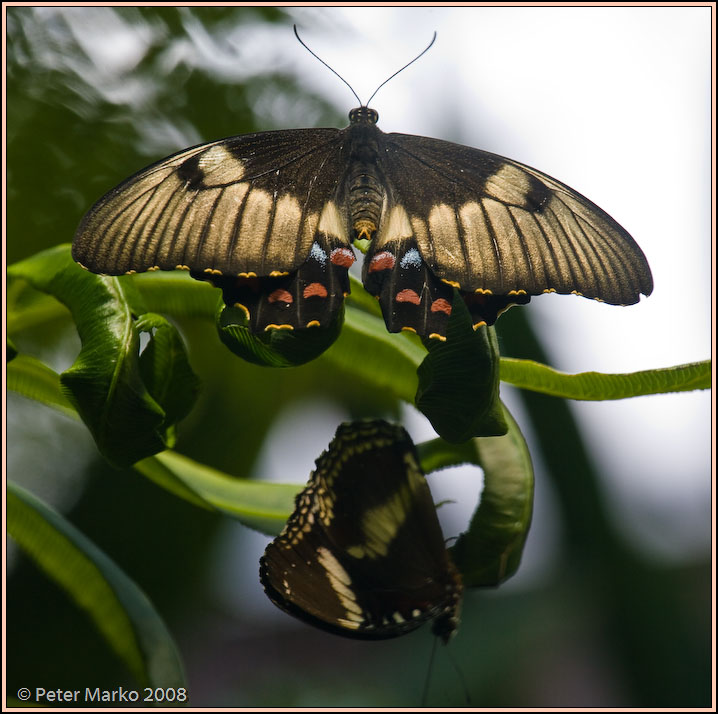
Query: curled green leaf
449,405,534,587
8,245,200,467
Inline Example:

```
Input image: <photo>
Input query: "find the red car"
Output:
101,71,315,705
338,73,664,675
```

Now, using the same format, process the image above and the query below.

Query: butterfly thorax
346,107,385,240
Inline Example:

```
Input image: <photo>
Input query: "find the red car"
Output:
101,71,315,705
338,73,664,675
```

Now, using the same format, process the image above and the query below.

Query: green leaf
450,405,534,587
136,313,201,433
132,270,221,319
134,451,300,535
416,293,507,442
500,357,712,400
7,245,200,466
7,481,185,689
416,437,478,474
320,305,425,403
6,353,78,419
7,273,72,335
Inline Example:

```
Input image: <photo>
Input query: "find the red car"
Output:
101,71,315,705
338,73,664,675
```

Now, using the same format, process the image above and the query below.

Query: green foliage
7,242,710,690
7,482,185,690
500,355,711,399
8,246,200,467
134,451,300,534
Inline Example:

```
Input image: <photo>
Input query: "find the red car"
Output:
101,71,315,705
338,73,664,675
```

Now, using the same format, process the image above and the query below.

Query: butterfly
259,420,463,642
72,39,653,341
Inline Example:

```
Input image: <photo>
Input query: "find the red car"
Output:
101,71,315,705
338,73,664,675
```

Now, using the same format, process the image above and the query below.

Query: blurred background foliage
6,6,711,707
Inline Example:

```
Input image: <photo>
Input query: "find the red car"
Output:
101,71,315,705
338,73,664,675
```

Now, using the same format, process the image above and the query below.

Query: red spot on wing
430,298,452,315
368,251,396,272
303,283,328,299
330,247,356,268
268,289,293,304
395,289,421,305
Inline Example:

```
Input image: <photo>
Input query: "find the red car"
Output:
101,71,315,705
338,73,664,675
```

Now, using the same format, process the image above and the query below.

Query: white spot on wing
239,189,273,253
317,546,364,617
400,248,422,269
310,241,328,265
428,204,462,267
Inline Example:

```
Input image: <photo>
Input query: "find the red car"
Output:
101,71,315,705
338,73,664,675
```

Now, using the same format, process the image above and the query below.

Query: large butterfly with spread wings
72,105,653,340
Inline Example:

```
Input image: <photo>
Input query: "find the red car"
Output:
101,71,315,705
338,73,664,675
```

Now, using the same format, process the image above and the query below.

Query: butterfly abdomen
347,167,383,240
346,119,385,241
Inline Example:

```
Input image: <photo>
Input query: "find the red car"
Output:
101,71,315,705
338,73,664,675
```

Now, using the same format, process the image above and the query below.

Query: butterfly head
349,106,379,126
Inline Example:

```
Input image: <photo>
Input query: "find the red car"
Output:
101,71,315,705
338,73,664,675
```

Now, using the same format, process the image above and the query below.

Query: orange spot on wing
303,283,328,298
268,289,293,304
430,298,452,315
368,251,395,272
330,248,356,268
396,289,421,305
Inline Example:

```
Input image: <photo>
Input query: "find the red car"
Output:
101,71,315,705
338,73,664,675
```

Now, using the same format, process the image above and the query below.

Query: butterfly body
73,104,652,339
259,420,462,642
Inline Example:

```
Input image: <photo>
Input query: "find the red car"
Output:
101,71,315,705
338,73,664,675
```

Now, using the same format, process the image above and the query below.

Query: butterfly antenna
365,31,437,107
422,634,472,706
294,25,362,107
446,642,472,705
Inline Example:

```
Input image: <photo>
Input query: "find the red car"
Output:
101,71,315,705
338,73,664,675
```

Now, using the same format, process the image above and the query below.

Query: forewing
378,132,654,305
72,128,350,278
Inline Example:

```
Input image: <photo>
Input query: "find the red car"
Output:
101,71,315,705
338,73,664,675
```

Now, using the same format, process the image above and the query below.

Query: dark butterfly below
259,420,462,642
72,35,653,341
